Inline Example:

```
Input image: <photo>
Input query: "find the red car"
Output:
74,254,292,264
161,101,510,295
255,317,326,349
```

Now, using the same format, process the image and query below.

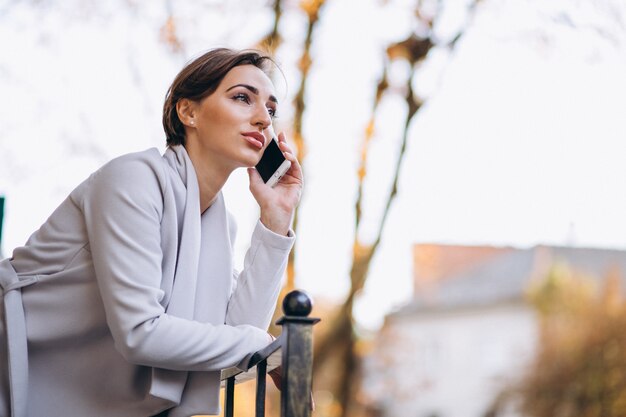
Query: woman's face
189,64,278,171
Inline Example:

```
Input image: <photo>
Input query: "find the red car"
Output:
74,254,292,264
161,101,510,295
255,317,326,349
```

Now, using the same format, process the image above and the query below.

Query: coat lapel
149,145,237,411
150,145,201,405
166,192,235,416
164,146,201,319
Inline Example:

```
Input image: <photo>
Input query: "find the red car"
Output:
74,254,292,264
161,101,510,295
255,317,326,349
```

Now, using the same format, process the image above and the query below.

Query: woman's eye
268,107,278,119
233,93,250,104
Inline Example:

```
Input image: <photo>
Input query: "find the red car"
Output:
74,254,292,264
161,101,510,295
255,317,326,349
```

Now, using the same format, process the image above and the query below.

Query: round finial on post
282,290,313,317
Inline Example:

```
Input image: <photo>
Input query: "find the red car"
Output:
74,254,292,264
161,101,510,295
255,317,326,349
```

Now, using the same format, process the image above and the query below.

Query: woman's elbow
112,320,163,365
114,336,155,365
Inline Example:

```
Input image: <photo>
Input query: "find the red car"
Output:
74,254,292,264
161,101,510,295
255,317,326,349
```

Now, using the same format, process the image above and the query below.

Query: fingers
276,132,296,157
275,131,303,184
247,167,264,189
268,366,282,377
266,365,313,410
268,366,282,391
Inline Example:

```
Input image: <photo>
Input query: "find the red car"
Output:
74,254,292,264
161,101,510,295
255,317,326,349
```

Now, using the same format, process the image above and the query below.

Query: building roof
394,245,626,316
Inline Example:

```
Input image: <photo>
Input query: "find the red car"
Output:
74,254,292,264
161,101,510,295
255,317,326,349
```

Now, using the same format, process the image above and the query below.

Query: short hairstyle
162,48,275,146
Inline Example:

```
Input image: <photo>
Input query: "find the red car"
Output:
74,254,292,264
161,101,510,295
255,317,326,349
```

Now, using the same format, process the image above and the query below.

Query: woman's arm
225,220,294,329
80,153,271,372
226,132,302,328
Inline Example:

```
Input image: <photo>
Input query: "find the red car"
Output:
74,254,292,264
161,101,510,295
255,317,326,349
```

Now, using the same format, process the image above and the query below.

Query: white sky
1,0,625,330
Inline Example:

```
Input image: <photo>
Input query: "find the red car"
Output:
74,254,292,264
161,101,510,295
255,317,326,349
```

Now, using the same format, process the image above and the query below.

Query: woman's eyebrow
226,83,278,104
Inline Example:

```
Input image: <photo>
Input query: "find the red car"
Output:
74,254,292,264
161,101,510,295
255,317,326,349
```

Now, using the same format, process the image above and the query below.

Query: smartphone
256,131,291,187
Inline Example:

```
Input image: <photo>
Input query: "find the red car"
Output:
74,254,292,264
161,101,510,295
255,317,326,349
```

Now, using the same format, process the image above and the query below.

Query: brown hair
162,48,275,146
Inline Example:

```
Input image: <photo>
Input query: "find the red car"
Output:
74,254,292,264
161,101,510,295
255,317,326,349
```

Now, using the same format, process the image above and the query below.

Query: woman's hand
268,366,316,412
248,132,303,236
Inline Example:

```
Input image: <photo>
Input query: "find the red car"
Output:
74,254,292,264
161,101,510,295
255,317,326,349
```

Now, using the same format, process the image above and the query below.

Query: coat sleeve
225,219,295,330
78,154,271,372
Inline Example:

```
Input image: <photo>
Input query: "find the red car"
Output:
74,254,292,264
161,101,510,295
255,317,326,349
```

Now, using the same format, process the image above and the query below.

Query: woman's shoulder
71,148,170,208
103,147,164,172
93,148,167,184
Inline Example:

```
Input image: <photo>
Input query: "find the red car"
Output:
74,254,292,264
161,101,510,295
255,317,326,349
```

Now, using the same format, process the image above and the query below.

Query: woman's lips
242,132,265,149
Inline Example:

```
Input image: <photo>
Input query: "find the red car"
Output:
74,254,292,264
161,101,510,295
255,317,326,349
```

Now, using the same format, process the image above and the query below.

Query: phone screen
256,138,286,183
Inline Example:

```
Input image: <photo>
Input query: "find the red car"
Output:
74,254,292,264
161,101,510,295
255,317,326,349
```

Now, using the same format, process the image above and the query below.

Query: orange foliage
357,118,376,181
298,51,312,74
353,242,374,260
386,34,433,64
300,0,326,20
160,16,183,53
291,131,306,159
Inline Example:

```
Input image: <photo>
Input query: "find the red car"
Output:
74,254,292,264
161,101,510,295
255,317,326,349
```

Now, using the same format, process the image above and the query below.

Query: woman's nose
253,107,272,130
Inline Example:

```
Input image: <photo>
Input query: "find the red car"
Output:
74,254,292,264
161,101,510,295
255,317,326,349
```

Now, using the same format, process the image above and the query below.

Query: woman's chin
236,156,261,170
242,152,263,168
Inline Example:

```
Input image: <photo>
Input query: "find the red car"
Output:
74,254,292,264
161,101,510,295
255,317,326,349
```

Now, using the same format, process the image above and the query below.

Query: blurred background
1,0,626,416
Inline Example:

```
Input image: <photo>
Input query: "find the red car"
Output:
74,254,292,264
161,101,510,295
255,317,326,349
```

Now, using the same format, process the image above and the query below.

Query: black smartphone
255,132,291,187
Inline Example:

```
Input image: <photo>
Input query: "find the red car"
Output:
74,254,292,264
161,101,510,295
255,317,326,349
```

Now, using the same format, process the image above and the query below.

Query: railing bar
247,336,283,369
255,359,268,417
225,376,235,417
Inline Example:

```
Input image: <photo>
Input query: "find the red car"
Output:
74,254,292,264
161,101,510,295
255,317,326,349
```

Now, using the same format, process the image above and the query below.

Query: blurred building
361,244,626,417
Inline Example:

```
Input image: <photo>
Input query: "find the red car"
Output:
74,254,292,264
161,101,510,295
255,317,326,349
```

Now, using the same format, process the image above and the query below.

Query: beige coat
0,145,294,416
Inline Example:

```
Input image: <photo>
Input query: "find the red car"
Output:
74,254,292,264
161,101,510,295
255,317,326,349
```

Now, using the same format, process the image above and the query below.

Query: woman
0,48,301,417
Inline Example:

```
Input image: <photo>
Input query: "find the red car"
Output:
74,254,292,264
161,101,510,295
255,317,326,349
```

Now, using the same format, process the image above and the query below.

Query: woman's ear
176,98,196,127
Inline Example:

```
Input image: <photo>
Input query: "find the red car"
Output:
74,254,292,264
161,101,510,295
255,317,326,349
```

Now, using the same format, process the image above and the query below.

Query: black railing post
276,290,320,417
225,376,235,417
255,359,267,417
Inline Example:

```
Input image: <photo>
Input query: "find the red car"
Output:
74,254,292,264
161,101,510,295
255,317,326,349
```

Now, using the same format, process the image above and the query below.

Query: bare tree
309,1,479,415
262,0,329,337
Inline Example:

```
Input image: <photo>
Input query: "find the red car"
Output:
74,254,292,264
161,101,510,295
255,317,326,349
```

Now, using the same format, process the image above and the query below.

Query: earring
190,120,195,125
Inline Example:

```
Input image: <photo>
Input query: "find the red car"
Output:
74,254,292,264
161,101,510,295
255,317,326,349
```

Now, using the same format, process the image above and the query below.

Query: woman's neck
184,143,232,213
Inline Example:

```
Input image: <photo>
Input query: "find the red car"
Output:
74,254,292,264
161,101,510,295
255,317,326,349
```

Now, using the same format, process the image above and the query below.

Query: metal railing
220,290,320,417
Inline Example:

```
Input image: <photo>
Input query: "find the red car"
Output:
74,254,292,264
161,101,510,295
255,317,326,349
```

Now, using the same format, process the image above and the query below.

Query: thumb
248,167,264,187
248,167,271,202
